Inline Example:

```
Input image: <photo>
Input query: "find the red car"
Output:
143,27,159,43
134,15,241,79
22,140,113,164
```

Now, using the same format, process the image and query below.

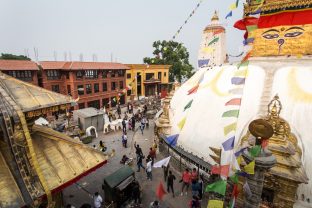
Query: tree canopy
0,53,31,61
143,40,194,82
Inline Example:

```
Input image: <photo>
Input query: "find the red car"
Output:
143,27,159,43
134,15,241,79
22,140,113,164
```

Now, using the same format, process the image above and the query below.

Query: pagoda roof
0,72,75,112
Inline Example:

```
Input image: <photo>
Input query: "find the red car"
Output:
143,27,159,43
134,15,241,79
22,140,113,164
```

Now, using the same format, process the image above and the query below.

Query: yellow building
125,64,171,99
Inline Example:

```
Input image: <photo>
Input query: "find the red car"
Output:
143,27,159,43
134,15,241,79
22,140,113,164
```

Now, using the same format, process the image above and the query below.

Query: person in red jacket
180,168,191,196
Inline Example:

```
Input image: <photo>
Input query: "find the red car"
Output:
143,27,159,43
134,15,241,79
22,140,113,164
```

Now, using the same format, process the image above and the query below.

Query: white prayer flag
153,156,171,168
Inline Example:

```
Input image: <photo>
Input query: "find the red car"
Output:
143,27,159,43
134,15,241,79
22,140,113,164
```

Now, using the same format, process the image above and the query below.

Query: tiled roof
40,61,129,70
39,61,67,70
0,60,39,71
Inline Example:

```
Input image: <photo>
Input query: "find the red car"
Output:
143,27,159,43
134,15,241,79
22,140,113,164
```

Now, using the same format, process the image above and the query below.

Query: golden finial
211,10,219,21
268,94,282,118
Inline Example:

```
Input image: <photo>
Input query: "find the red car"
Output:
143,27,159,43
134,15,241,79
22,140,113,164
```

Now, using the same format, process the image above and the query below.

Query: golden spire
211,10,219,21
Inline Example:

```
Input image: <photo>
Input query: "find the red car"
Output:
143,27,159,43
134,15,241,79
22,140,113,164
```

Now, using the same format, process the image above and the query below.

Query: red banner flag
211,165,230,177
156,182,166,200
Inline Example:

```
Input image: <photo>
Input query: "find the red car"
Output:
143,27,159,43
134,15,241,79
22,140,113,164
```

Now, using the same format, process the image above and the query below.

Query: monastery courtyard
63,108,208,208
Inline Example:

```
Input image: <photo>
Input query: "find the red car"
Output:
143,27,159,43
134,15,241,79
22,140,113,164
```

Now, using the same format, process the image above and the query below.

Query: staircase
258,69,276,115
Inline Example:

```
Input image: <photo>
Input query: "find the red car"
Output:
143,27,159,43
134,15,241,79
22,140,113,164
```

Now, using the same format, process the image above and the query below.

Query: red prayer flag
242,51,251,63
225,98,241,106
187,85,199,95
232,184,239,198
211,165,230,177
261,139,269,148
156,182,166,200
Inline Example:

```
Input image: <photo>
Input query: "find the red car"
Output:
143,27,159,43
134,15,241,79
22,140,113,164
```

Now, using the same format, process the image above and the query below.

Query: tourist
99,141,106,152
132,180,141,205
129,103,133,114
191,180,200,197
128,118,132,130
93,192,103,208
144,104,147,115
140,118,145,135
163,164,170,182
180,168,191,196
167,170,176,197
189,195,200,208
148,147,156,165
122,118,127,133
150,200,160,208
132,116,136,131
198,175,204,200
117,104,121,118
122,132,127,148
136,154,145,172
191,168,198,182
146,157,153,180
134,142,143,160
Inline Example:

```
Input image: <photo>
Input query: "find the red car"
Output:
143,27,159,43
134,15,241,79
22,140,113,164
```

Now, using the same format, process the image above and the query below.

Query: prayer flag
230,174,239,184
243,181,252,198
213,29,224,35
261,139,269,148
232,184,239,198
229,87,244,95
198,73,205,84
198,59,209,68
222,136,235,151
236,0,239,7
243,38,255,45
156,182,166,200
165,134,179,147
224,123,237,135
211,165,230,177
238,171,248,177
244,160,255,174
234,69,248,77
153,156,171,168
246,25,258,32
225,11,233,19
237,156,243,166
205,180,227,195
178,117,187,130
222,110,240,118
229,198,235,208
229,2,237,10
231,77,246,85
208,37,219,46
207,200,224,208
237,61,249,69
242,52,252,63
225,98,241,106
231,154,241,171
188,85,199,95
235,147,247,157
202,47,215,54
184,100,193,111
250,145,261,157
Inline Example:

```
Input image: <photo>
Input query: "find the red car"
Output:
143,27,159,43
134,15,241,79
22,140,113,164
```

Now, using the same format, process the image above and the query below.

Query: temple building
0,72,107,207
156,0,312,207
197,11,226,68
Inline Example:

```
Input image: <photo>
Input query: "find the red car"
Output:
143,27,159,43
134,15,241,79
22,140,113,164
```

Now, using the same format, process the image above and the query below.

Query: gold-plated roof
0,72,75,112
30,124,107,191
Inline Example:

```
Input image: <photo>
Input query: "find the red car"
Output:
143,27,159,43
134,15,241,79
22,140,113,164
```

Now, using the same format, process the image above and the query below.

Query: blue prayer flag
234,147,247,157
225,11,233,19
198,59,209,68
166,134,179,146
222,136,235,151
243,38,255,45
231,77,246,85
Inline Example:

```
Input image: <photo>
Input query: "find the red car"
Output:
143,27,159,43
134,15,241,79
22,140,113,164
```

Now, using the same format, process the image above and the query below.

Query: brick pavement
63,110,208,208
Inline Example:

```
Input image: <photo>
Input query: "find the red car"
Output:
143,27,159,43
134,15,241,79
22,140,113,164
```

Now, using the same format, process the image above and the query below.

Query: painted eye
284,31,303,38
263,34,279,39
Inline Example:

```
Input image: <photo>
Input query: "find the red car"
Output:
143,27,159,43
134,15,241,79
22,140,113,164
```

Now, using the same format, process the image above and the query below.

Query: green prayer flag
237,61,249,69
183,100,193,111
208,37,219,46
205,180,227,195
230,174,239,184
222,110,240,118
246,25,258,32
250,145,261,157
235,0,239,7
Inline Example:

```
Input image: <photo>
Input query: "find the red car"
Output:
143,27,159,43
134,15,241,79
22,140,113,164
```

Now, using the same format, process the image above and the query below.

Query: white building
198,11,227,68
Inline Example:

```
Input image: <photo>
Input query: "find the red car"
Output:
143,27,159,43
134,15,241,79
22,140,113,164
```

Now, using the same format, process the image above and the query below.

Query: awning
116,175,135,191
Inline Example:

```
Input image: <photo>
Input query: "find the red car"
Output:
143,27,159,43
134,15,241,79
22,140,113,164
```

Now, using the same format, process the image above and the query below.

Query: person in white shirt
146,157,153,181
93,192,103,208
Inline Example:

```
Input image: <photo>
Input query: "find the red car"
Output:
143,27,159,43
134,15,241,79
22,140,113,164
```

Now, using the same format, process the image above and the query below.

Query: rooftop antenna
79,53,84,62
64,52,67,61
33,47,39,62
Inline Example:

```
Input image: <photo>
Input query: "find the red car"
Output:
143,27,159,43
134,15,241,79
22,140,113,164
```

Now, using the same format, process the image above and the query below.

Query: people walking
167,170,176,197
122,118,127,133
122,132,127,148
191,168,198,183
132,116,136,131
93,192,103,208
181,168,191,196
117,104,121,118
140,118,145,135
191,180,201,198
148,147,156,165
146,158,153,180
136,154,145,172
198,174,204,200
134,142,143,160
189,195,200,208
163,164,170,182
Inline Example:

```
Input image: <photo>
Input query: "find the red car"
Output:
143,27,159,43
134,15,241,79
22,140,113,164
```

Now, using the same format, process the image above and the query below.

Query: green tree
0,53,31,60
143,40,194,82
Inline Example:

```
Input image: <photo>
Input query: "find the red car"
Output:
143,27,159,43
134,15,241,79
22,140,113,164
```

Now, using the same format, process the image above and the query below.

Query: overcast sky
0,0,244,67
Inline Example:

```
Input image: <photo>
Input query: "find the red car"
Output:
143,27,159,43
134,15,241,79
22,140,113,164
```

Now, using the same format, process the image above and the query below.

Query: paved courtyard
63,113,208,208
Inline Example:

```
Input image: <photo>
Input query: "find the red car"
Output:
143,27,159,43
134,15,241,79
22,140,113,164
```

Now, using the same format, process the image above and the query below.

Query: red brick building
39,61,129,109
0,60,39,85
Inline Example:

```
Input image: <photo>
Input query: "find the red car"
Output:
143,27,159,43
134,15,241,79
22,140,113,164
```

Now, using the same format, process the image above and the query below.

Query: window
164,72,167,77
146,73,154,80
51,85,60,93
126,73,131,79
86,84,92,94
85,70,98,79
65,72,69,79
47,70,60,80
78,103,85,109
110,71,115,78
118,70,125,77
158,72,162,80
67,85,71,95
119,81,124,89
102,98,110,107
94,83,99,93
102,70,108,78
7,70,32,81
77,85,84,95
102,83,107,92
87,100,100,109
111,82,116,91
76,71,84,79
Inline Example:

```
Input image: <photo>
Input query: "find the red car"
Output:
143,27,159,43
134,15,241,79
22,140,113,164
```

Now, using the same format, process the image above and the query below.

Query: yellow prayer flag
202,47,215,54
224,122,237,135
234,69,249,77
229,2,237,10
208,200,224,208
178,117,187,130
244,160,255,174
237,156,242,166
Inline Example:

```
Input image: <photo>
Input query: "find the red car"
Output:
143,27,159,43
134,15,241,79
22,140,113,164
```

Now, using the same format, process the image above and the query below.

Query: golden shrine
0,72,107,208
